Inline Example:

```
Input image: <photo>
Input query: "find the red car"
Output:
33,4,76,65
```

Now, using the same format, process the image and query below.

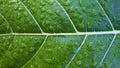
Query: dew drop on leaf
30,65,34,68
45,59,54,64
20,49,23,52
63,1,70,6
29,47,35,52
75,60,81,66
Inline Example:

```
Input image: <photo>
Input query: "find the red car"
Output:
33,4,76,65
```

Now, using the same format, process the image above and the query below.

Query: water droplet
12,52,18,58
58,47,61,50
68,7,73,13
18,7,24,11
99,12,104,17
46,10,52,15
78,0,82,6
40,15,44,19
30,65,34,68
99,46,104,50
97,40,102,45
118,35,120,39
76,60,81,66
109,37,113,41
45,59,54,64
41,8,45,12
87,44,93,51
106,25,111,29
29,47,35,52
40,1,46,6
48,0,53,5
81,7,86,12
9,0,16,4
47,48,52,52
17,26,21,30
20,49,23,52
63,1,70,6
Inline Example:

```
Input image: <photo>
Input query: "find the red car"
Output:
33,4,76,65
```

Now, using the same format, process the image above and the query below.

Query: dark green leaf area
21,0,75,33
23,35,85,68
68,34,114,68
0,36,45,68
58,0,112,32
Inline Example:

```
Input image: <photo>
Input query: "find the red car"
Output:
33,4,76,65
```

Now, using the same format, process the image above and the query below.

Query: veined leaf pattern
0,0,120,68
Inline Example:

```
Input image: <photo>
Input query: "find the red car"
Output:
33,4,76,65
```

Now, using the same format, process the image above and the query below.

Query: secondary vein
65,35,88,68
55,0,78,32
97,34,116,67
19,0,44,33
96,0,115,30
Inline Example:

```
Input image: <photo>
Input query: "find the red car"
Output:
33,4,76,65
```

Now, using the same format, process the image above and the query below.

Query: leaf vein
65,35,88,68
21,35,48,68
19,0,44,33
0,13,14,33
96,0,115,30
97,34,116,67
55,0,78,32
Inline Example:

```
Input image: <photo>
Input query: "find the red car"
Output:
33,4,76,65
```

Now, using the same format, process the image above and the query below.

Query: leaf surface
0,0,120,68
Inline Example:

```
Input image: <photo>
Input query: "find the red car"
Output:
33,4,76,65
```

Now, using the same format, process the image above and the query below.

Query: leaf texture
0,0,120,68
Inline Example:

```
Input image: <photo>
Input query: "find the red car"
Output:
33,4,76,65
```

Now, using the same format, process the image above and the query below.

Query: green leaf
0,0,120,68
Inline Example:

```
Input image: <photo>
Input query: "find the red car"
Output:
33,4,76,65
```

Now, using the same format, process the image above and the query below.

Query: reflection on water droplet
29,47,35,52
99,46,104,50
63,1,70,6
76,60,81,66
41,8,45,12
17,26,21,30
118,35,120,39
30,65,34,68
45,59,54,64
20,49,23,52
106,25,111,29
87,44,93,51
12,52,18,58
9,0,16,4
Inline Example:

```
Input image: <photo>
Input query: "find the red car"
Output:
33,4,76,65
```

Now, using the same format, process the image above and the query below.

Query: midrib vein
55,0,78,32
19,0,44,33
0,30,120,36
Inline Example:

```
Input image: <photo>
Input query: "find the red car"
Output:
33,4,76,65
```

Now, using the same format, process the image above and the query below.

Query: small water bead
20,49,23,52
40,15,45,19
40,1,46,6
12,52,18,58
18,7,24,11
78,0,82,6
47,48,52,52
41,7,46,12
9,0,17,5
76,60,81,66
106,25,111,29
99,46,104,51
109,36,113,41
47,10,52,15
81,7,86,12
68,7,74,13
45,59,54,64
87,44,93,51
29,47,35,52
118,35,120,39
63,1,70,6
30,65,34,68
48,0,54,5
